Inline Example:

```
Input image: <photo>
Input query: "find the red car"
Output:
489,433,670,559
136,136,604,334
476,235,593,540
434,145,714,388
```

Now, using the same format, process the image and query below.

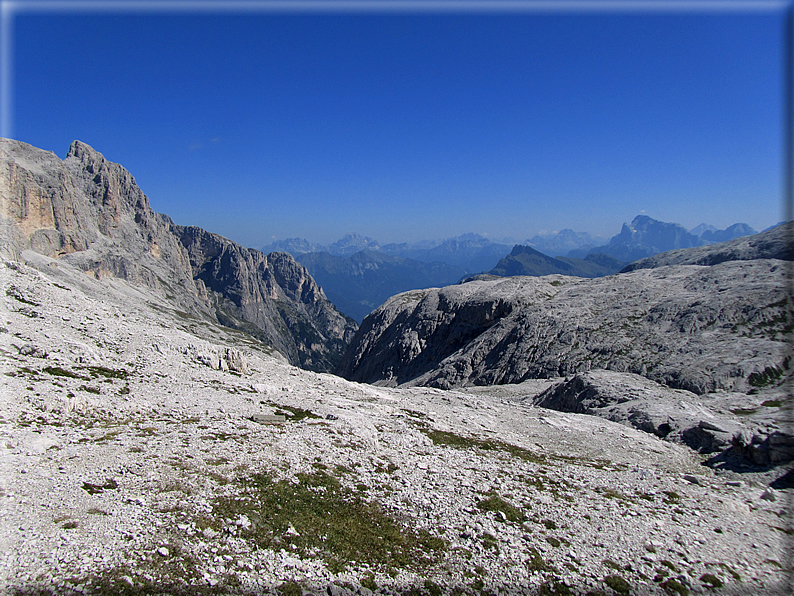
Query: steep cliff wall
0,138,356,371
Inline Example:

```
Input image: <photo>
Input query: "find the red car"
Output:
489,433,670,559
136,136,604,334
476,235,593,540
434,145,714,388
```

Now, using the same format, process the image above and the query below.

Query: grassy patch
661,578,690,595
274,404,322,421
526,546,556,574
476,493,525,523
208,470,445,574
43,366,89,380
85,365,130,380
603,574,631,594
761,399,784,407
748,361,788,388
700,573,723,588
422,429,544,463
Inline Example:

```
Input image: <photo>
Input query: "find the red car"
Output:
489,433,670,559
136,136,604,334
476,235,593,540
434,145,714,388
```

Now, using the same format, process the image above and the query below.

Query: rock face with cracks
0,138,357,372
337,237,790,396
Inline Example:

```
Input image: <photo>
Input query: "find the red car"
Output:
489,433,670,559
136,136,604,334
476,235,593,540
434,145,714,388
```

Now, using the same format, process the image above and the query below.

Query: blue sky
4,1,789,247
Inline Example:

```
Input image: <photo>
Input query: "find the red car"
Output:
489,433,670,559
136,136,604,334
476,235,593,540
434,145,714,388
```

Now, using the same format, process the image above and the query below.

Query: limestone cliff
0,138,356,371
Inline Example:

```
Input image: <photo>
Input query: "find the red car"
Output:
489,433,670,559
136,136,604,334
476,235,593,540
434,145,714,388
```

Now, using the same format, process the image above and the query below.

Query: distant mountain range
524,229,606,257
567,215,758,262
264,232,513,273
263,216,764,322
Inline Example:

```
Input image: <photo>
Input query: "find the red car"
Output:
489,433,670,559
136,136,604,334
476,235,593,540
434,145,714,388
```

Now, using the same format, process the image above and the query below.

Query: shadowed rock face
531,371,741,450
337,232,791,394
0,138,357,372
531,370,793,465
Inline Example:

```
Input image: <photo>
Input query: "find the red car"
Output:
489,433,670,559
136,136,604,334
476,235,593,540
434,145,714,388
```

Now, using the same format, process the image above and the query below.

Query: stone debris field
1,255,791,595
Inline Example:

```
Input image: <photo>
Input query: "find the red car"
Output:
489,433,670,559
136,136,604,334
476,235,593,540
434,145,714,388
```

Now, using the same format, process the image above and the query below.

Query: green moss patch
476,493,526,523
209,470,446,574
422,429,545,463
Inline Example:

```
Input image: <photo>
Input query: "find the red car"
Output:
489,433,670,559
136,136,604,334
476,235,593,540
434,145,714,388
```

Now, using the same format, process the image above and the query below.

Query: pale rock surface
530,371,792,462
1,254,790,595
0,138,357,372
338,258,789,396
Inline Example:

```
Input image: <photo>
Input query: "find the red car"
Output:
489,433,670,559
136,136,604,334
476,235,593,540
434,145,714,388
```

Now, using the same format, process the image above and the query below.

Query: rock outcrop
532,371,741,451
0,138,356,371
338,237,790,395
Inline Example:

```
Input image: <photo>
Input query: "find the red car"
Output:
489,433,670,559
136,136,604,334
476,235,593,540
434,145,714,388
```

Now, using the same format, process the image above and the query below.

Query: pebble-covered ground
1,256,791,595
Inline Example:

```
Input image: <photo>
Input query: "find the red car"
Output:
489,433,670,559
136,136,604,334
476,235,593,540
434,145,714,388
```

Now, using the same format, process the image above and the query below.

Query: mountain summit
1,138,357,371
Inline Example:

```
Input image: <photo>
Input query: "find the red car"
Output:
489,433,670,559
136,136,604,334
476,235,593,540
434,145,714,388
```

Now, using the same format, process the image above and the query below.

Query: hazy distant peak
328,232,381,256
689,223,718,236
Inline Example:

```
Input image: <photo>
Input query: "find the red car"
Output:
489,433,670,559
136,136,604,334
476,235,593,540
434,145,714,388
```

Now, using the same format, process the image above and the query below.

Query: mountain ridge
1,138,357,372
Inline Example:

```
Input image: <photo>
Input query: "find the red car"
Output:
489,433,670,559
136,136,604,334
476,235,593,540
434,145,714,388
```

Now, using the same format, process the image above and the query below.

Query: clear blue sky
5,1,789,247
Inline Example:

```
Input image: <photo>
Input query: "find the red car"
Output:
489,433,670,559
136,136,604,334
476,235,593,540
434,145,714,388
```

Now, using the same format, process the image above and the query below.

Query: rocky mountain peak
1,138,356,372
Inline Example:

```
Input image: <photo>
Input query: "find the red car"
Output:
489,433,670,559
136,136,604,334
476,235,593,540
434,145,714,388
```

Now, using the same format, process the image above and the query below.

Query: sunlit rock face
0,138,357,371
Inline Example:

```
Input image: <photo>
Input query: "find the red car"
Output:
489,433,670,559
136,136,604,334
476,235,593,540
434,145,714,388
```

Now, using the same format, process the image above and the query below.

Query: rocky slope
336,227,792,465
338,255,789,395
0,138,356,372
1,254,791,595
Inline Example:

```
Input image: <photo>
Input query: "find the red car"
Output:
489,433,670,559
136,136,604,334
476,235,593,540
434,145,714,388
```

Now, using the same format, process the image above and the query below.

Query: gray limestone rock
0,138,356,372
338,256,789,395
531,371,747,453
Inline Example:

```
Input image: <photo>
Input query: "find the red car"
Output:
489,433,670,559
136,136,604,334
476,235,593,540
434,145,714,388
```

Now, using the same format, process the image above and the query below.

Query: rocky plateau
0,138,792,595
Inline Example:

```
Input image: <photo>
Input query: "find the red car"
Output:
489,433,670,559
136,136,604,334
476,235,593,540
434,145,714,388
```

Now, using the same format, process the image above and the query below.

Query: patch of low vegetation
699,573,723,588
527,546,557,574
748,360,789,388
539,580,573,595
479,532,499,552
545,536,561,548
85,365,130,380
43,366,89,380
660,578,689,595
6,285,37,305
598,488,636,503
422,429,545,463
207,470,446,574
761,399,784,407
476,492,526,522
603,574,631,594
